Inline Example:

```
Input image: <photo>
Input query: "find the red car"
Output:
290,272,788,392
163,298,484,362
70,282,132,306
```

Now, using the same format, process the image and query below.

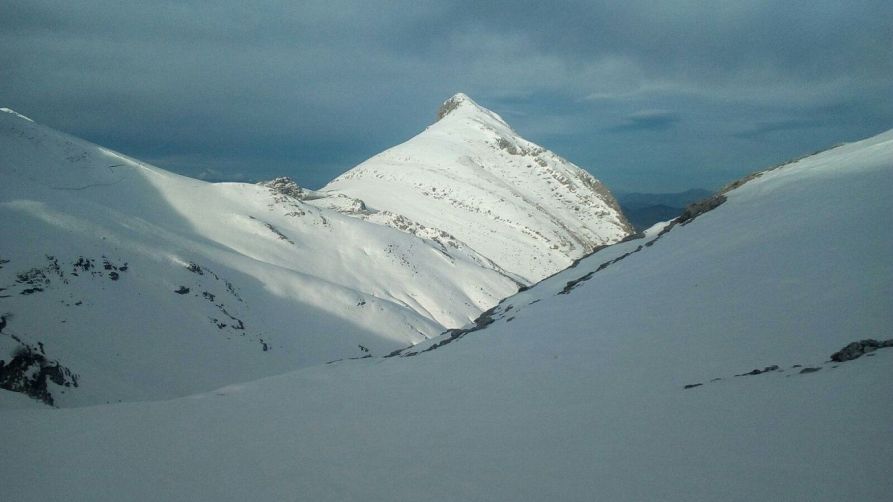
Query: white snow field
1,114,890,500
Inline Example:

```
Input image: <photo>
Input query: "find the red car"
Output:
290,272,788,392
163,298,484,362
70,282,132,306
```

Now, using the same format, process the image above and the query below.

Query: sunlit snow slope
2,129,889,500
0,107,521,406
323,93,633,283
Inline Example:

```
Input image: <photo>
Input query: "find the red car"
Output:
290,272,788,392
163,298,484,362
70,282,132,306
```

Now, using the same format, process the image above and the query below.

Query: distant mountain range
617,188,713,231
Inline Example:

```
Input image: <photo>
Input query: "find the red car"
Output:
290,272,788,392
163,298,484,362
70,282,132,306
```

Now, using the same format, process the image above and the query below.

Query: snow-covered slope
323,93,633,283
0,107,520,406
3,128,889,500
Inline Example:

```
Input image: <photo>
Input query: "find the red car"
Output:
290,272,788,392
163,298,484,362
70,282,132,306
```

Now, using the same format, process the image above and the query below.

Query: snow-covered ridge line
0,107,34,122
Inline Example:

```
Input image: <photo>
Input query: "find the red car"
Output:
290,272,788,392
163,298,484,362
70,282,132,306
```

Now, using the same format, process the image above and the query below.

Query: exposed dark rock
417,306,498,354
558,245,643,295
799,367,822,374
0,345,78,406
72,256,94,273
108,271,119,281
735,365,780,377
16,268,48,285
262,222,294,244
436,94,465,120
224,281,241,301
676,194,727,226
830,339,893,362
186,262,204,275
259,177,306,200
174,286,190,294
683,383,703,389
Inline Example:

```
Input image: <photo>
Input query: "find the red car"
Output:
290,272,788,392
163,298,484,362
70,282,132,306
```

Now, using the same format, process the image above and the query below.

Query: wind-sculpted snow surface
1,123,890,500
0,107,521,406
324,93,633,283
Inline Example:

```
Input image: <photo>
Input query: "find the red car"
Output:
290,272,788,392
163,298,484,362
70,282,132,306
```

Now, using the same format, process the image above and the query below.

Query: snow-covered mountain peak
325,95,633,283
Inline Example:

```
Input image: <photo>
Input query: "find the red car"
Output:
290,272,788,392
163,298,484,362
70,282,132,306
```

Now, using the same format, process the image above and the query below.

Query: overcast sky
3,1,891,193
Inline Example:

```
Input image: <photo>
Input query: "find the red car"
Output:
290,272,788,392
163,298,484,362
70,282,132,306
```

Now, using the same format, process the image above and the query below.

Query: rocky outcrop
259,177,306,200
0,346,78,406
830,339,893,362
436,93,467,120
676,194,727,226
0,315,78,406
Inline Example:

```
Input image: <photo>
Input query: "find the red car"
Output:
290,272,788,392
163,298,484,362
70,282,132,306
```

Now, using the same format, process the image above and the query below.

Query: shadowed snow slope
323,93,633,283
0,106,523,406
1,125,890,499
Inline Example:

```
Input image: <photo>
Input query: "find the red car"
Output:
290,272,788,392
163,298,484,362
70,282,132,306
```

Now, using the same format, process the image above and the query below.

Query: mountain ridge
0,95,630,407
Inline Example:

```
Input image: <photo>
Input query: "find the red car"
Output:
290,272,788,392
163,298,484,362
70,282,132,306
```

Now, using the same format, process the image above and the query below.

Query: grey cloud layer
2,0,891,191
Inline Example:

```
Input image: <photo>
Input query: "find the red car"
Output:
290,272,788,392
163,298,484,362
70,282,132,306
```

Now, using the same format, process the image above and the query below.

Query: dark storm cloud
1,1,891,192
609,110,681,132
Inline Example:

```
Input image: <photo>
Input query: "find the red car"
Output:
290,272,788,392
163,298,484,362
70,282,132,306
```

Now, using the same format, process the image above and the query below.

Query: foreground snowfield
2,126,890,499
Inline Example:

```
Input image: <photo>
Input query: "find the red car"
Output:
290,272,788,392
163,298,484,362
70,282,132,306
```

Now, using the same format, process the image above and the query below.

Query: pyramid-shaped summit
436,93,483,119
324,93,633,284
435,92,512,128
